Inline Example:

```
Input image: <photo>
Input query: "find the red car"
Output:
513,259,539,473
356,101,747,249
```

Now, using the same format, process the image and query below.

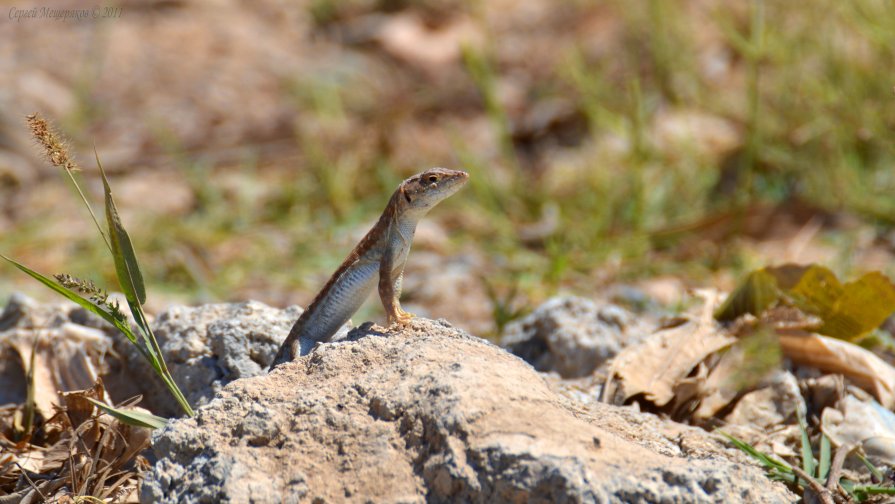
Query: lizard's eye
427,175,438,183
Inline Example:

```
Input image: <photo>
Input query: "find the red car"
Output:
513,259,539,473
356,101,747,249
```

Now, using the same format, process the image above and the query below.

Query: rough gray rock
501,296,647,378
143,318,795,504
120,301,302,417
0,292,77,332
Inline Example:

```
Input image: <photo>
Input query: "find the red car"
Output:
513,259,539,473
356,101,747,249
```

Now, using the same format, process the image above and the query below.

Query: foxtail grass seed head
26,113,80,173
54,273,125,322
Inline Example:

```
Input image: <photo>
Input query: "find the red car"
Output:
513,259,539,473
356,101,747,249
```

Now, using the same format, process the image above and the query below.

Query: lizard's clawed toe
387,310,416,326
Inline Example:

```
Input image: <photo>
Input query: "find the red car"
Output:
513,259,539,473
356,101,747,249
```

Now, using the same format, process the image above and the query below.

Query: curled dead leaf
604,291,735,407
779,330,895,408
693,328,782,420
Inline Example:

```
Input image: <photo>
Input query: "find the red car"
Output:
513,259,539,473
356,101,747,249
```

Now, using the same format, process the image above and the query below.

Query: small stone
500,296,645,378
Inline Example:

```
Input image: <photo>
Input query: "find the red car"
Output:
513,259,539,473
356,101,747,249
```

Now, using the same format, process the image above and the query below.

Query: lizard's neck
371,192,421,248
394,203,429,243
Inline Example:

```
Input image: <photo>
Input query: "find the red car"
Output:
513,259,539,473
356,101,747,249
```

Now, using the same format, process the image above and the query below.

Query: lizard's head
399,168,469,212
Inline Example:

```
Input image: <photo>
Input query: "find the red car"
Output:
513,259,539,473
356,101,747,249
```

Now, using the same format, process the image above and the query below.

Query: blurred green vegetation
3,0,895,335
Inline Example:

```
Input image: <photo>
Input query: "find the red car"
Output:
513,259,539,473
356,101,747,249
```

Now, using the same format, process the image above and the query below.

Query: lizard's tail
269,342,292,371
299,338,316,356
269,335,316,371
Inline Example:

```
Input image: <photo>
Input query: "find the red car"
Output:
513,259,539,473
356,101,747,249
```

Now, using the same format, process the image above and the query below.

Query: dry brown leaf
669,362,709,418
693,329,782,420
10,338,55,422
692,359,740,419
60,379,105,430
822,394,895,466
605,291,735,406
722,371,802,429
779,331,895,408
4,324,110,424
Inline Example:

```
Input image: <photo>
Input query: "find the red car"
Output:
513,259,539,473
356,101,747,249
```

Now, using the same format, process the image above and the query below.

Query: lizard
270,167,469,368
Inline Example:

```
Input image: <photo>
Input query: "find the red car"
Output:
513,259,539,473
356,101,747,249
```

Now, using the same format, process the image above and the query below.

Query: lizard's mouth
449,170,470,189
442,176,468,197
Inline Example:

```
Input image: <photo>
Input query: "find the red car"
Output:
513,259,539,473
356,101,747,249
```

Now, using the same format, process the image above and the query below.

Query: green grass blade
160,372,194,417
719,431,793,473
63,147,111,253
720,431,800,486
848,483,895,501
0,254,138,345
98,160,164,369
818,433,831,480
857,454,884,482
86,397,167,429
126,298,159,359
797,410,816,477
856,487,895,495
98,160,146,306
839,480,858,499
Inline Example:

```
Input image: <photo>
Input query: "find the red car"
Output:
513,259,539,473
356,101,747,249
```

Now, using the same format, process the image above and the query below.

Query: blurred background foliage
1,0,894,337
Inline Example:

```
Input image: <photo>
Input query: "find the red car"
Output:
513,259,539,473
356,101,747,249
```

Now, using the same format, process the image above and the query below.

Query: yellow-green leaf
763,264,809,290
87,397,167,429
783,264,843,315
718,263,895,341
818,272,895,341
715,268,781,321
98,160,146,306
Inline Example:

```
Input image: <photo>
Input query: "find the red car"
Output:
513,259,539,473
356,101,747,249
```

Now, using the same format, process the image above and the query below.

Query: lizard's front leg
378,246,415,326
391,271,415,322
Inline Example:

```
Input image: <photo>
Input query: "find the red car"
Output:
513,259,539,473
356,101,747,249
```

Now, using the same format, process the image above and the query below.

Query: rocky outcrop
0,294,795,502
143,317,795,503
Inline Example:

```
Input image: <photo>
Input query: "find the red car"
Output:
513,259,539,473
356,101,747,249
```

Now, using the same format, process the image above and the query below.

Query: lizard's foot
388,308,416,326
